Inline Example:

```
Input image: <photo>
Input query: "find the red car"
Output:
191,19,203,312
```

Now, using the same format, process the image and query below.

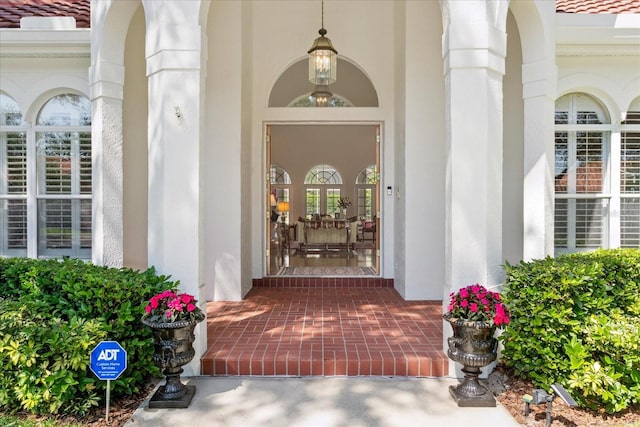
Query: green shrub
0,258,178,416
500,248,640,413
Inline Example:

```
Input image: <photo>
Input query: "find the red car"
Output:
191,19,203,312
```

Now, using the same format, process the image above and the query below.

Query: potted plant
337,196,351,218
443,284,511,407
142,289,205,408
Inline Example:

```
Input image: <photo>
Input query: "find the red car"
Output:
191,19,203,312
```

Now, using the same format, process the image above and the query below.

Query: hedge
500,248,640,413
0,257,177,416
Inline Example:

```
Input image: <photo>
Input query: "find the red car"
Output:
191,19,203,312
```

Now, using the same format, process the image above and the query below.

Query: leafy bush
500,248,640,413
0,258,178,416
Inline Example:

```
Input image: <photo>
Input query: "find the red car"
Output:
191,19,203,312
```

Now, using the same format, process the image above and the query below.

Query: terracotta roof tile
0,0,90,29
0,0,638,30
556,0,640,14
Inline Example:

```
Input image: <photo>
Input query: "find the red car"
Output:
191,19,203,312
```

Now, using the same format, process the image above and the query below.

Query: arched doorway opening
265,58,380,276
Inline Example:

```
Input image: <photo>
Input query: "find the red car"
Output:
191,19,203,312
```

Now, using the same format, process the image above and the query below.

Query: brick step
200,287,448,377
253,276,394,288
201,349,447,377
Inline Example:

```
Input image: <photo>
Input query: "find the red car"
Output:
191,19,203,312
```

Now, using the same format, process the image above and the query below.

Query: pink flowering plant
444,284,510,328
142,289,205,324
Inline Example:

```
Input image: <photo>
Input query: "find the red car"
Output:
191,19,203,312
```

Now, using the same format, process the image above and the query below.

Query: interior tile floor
271,246,376,271
201,286,448,377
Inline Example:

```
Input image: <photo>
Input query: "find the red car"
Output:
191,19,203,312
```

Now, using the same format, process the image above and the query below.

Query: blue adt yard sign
90,341,127,380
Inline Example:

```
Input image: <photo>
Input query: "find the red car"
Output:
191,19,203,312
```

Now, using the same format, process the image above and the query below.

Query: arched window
35,94,92,257
270,165,291,224
0,93,24,125
553,92,640,253
0,93,92,258
0,93,27,255
355,165,376,220
290,93,352,108
270,164,291,184
304,164,343,185
304,164,343,218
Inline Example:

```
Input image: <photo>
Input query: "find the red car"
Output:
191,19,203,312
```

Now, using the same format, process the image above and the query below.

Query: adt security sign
90,341,127,380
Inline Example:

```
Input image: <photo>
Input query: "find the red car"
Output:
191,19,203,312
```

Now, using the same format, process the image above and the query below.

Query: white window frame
619,109,640,247
0,93,92,259
0,125,29,256
356,165,376,220
303,164,344,218
554,93,640,254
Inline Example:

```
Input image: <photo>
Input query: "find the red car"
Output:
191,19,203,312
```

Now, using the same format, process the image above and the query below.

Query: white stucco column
522,59,557,260
145,1,206,375
90,60,124,268
441,1,507,374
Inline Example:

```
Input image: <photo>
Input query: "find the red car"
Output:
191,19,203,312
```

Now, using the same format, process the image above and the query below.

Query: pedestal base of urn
148,385,196,409
448,383,496,407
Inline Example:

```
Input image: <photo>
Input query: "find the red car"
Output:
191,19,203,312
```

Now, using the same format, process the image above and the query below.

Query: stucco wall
503,11,525,265
1,56,90,119
204,1,245,300
401,0,446,300
557,55,640,116
123,5,148,271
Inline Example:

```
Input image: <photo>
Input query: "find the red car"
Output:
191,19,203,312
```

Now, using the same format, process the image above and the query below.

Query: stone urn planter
142,316,203,408
142,290,205,409
443,284,511,407
444,315,498,407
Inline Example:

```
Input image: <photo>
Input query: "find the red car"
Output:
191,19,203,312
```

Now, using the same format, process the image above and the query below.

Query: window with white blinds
621,110,640,247
554,93,609,252
1,93,27,255
5,133,28,252
0,92,91,259
554,93,640,253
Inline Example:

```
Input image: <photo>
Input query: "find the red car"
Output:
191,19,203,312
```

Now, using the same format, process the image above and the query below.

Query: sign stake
106,379,111,422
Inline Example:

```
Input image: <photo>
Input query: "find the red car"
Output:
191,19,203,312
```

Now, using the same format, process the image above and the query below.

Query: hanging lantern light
307,0,337,86
310,85,333,107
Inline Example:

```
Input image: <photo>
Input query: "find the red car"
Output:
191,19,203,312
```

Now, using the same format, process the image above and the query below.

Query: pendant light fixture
311,85,333,107
307,0,337,86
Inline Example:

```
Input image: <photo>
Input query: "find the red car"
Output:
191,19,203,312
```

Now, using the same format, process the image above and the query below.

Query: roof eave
0,28,90,58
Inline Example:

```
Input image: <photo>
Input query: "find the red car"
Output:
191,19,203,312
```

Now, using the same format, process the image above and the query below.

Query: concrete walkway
126,376,520,427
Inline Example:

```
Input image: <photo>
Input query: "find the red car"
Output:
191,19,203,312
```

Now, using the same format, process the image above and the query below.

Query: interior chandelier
307,0,337,86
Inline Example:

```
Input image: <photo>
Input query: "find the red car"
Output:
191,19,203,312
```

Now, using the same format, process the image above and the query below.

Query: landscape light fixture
307,0,337,86
522,384,578,427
